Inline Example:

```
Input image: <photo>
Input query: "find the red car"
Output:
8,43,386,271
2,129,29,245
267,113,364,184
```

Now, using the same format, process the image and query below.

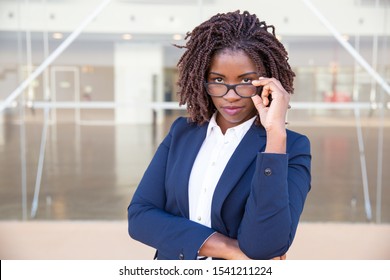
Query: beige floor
0,221,389,260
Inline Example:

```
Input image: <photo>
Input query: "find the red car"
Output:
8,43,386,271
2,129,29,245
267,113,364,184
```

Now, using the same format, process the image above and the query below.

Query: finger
252,79,262,86
266,77,284,91
253,77,287,94
253,78,287,107
251,94,265,111
270,254,286,260
252,79,270,107
261,84,273,106
251,78,265,86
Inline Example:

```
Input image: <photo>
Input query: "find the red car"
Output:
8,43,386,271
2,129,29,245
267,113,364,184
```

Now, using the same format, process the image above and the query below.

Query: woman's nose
223,88,241,102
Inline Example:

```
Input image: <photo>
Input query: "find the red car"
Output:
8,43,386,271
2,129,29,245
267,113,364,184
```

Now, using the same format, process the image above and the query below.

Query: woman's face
207,49,259,133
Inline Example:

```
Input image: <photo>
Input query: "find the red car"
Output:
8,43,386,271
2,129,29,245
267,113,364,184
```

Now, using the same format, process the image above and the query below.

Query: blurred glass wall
0,0,389,223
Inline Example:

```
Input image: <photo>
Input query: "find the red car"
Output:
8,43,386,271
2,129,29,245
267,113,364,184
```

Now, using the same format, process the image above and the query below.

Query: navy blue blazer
128,117,311,260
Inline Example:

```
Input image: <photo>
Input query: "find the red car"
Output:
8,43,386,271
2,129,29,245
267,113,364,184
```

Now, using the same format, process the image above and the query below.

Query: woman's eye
214,77,224,83
242,78,252,83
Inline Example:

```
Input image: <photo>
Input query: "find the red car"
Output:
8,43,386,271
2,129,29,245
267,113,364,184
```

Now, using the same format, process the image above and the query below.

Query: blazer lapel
174,124,208,219
211,125,267,232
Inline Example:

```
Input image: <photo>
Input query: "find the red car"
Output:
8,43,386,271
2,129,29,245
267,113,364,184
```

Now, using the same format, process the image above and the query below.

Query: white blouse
188,113,256,228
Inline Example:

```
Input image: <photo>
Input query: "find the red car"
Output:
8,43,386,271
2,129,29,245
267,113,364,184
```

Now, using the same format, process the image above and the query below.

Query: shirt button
264,168,272,176
179,253,184,260
197,216,202,221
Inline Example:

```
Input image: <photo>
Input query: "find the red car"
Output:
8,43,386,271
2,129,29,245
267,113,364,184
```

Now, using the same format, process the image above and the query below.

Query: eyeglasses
204,82,261,98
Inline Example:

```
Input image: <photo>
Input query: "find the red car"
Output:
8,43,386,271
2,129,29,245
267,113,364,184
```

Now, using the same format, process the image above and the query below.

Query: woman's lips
222,106,243,116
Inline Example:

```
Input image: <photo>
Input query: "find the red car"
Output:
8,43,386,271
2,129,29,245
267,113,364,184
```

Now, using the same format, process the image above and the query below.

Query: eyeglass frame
203,81,263,98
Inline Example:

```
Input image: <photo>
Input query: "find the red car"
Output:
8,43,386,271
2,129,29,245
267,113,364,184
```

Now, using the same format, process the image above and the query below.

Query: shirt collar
206,112,256,139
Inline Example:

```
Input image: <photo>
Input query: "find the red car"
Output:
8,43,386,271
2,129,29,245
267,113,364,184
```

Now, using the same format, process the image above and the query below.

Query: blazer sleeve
237,134,311,259
127,118,215,260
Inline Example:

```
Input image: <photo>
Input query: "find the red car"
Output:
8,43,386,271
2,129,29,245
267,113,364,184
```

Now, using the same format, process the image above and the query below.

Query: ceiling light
52,32,63,40
122,34,132,40
173,34,182,41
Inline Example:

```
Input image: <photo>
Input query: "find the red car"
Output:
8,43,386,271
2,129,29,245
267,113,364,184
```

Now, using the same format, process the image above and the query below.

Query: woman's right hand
271,254,287,260
199,232,287,260
198,232,250,260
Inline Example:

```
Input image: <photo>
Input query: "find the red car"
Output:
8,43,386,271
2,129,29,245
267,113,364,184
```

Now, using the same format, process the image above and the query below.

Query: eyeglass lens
206,83,257,97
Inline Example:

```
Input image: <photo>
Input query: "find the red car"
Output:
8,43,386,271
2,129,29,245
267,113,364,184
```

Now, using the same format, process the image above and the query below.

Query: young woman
128,10,311,260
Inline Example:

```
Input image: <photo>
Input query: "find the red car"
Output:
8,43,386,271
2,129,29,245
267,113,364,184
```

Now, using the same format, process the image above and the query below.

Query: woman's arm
233,78,311,259
198,232,250,260
128,119,216,260
199,232,287,260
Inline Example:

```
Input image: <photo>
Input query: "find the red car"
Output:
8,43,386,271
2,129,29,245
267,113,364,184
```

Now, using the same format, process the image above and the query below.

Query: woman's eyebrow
238,71,258,78
209,71,258,77
208,71,225,77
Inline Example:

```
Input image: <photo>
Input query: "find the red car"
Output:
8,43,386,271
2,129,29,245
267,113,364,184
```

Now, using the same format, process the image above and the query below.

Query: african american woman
128,10,311,260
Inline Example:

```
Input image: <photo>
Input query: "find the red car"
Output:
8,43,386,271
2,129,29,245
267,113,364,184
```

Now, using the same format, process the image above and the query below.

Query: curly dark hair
175,10,295,125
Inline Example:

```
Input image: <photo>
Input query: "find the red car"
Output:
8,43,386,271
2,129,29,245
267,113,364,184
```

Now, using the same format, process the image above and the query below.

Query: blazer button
264,168,272,176
179,253,184,260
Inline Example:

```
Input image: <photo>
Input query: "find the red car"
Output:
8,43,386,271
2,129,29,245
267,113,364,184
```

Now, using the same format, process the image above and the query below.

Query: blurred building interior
0,0,389,259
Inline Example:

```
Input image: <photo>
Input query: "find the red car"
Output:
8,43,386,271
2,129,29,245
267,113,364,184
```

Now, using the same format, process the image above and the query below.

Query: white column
114,43,163,124
0,120,4,146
